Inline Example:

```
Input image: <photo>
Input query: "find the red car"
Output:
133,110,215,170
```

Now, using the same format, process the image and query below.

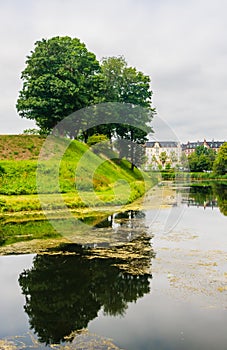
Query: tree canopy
159,151,168,167
213,142,227,175
16,36,101,134
99,56,154,169
101,56,152,107
188,145,216,172
16,38,154,146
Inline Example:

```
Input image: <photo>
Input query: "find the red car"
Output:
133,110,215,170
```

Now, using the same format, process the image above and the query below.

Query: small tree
188,146,216,172
213,142,227,175
169,151,177,165
165,163,171,170
159,151,168,167
180,153,189,169
150,155,158,170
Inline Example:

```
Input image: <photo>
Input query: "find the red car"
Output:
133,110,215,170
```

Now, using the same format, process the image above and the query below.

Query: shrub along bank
159,170,227,181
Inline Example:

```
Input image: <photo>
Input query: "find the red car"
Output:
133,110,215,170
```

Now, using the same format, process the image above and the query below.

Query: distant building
145,141,181,169
181,139,225,156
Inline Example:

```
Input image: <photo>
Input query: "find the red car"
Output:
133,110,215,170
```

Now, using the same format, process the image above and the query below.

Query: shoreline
0,181,181,256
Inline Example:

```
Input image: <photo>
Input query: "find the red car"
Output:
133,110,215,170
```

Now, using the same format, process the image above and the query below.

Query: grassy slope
0,134,44,160
0,135,153,210
0,135,148,195
0,135,156,247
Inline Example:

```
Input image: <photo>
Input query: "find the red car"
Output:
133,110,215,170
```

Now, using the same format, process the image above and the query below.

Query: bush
87,134,109,147
0,165,5,176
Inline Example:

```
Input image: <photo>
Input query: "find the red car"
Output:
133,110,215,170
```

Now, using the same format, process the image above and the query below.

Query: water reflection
18,234,154,345
80,210,147,245
91,210,145,229
214,182,227,216
182,182,227,216
0,209,148,248
63,210,148,248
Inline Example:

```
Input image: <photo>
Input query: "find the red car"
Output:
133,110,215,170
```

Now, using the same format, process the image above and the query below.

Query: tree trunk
130,128,134,171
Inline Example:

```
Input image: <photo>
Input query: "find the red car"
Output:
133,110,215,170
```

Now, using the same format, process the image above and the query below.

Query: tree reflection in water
214,182,227,216
184,183,227,216
19,230,154,345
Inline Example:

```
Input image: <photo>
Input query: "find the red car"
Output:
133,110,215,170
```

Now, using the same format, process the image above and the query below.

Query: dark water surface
0,182,226,349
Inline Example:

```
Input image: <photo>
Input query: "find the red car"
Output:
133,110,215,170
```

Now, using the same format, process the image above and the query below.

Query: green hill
0,135,153,211
0,135,45,160
0,135,156,248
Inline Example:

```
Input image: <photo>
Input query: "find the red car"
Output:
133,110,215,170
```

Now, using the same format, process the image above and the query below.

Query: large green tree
100,56,155,169
16,36,101,134
16,39,154,170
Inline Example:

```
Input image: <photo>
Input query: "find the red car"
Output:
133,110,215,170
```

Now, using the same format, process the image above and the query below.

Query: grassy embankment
0,135,157,246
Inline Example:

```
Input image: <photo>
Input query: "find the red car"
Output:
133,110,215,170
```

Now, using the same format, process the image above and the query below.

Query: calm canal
0,182,226,350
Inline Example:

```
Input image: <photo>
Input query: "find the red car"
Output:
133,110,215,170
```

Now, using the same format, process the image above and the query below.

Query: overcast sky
0,0,226,142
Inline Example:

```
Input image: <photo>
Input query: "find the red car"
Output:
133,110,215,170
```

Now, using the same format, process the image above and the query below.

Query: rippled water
0,182,226,349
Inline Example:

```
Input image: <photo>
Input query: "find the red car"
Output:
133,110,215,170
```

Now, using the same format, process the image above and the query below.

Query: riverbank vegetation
0,134,155,204
158,142,227,180
187,143,227,175
159,170,227,181
0,134,158,247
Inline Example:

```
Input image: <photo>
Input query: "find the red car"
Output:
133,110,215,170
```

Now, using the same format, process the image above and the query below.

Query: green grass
159,170,227,182
0,219,61,246
0,135,157,247
0,160,38,195
190,172,227,180
0,136,154,212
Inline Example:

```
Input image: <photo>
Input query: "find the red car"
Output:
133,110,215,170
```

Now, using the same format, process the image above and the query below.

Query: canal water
0,182,226,350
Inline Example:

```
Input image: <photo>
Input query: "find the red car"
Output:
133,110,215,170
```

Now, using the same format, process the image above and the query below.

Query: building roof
207,141,225,148
181,140,225,150
145,141,179,148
